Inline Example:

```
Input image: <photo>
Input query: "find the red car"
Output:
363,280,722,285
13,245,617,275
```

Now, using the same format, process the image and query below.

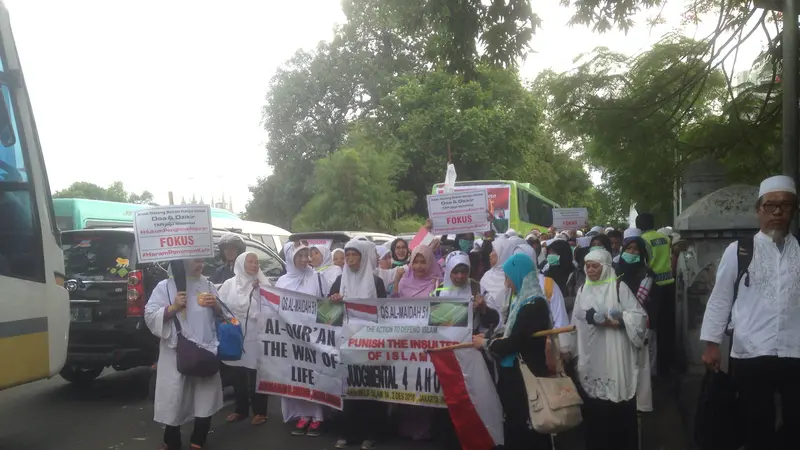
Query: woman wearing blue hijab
473,253,553,450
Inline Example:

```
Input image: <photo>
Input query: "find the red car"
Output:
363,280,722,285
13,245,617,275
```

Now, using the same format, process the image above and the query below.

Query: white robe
144,277,224,426
571,250,647,403
217,252,271,370
275,242,327,422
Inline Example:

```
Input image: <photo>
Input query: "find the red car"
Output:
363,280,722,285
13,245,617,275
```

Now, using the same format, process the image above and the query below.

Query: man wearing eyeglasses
701,175,800,450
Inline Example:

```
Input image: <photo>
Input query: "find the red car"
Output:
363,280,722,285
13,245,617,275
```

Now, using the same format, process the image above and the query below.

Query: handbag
167,288,220,378
519,302,583,434
694,369,742,450
216,297,244,362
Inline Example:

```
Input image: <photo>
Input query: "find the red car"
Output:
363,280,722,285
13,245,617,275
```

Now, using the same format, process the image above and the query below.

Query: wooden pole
426,325,576,353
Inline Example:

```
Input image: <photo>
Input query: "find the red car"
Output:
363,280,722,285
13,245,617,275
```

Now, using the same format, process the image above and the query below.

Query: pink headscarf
398,244,443,298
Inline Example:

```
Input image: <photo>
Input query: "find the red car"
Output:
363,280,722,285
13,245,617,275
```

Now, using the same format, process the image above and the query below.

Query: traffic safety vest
642,230,674,286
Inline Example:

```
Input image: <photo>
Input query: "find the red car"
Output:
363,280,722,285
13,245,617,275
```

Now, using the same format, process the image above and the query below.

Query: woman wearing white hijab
275,242,329,437
374,245,403,296
218,252,271,425
479,238,515,325
570,249,647,450
311,244,343,286
328,239,387,450
437,251,497,336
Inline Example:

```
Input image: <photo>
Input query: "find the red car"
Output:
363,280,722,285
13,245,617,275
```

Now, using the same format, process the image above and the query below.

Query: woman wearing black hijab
390,238,410,267
589,234,613,255
543,239,574,295
615,236,654,308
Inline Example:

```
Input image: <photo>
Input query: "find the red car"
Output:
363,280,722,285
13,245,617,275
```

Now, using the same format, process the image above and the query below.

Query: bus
0,2,71,390
53,198,241,231
432,180,559,234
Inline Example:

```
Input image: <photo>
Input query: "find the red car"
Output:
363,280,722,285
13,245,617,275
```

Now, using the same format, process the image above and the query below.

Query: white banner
426,190,490,236
256,286,346,410
133,205,214,263
340,297,473,407
552,207,589,230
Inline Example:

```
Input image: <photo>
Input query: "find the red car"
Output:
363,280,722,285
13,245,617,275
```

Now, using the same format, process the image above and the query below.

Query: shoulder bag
167,288,220,377
519,301,582,434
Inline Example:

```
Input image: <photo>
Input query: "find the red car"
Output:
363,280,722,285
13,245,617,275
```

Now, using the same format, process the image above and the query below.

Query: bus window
0,82,43,281
528,195,554,227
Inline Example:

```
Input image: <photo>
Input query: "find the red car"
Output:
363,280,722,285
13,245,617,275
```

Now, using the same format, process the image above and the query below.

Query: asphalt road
0,367,685,450
0,368,449,450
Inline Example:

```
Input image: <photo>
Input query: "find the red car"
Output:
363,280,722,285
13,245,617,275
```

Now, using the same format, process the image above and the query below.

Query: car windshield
61,232,135,281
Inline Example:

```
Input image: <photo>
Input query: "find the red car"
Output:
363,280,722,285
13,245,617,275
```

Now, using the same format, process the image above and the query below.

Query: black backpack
726,237,753,335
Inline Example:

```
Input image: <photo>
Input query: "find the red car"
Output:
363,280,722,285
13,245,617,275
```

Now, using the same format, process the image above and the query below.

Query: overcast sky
5,0,765,212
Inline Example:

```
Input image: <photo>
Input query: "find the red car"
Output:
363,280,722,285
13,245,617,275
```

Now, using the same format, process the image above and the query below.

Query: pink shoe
306,420,323,437
292,417,311,436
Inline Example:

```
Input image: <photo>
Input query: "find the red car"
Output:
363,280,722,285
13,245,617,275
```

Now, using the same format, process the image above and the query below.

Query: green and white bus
53,198,240,231
432,180,559,234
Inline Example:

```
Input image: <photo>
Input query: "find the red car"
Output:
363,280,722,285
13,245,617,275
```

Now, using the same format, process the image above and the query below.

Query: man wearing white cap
700,175,800,450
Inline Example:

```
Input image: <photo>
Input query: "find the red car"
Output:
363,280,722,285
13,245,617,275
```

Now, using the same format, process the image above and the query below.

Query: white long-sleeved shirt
700,232,800,359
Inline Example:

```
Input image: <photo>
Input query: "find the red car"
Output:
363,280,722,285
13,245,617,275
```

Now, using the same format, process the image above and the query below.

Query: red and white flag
430,348,504,450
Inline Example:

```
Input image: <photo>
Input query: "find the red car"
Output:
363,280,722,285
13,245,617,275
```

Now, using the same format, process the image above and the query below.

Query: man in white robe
144,259,224,450
701,175,800,450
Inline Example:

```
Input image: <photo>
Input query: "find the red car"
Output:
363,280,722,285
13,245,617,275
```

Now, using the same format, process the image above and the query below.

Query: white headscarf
276,242,327,296
340,239,377,299
472,239,484,253
480,239,515,320
312,244,342,286
573,248,647,403
220,252,270,309
442,251,472,297
376,245,391,262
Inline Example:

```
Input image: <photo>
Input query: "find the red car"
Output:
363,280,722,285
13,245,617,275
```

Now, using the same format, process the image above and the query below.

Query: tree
534,35,780,223
291,146,414,232
54,181,155,204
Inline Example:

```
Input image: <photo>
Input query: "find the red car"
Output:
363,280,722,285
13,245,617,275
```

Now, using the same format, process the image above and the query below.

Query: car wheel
59,365,103,384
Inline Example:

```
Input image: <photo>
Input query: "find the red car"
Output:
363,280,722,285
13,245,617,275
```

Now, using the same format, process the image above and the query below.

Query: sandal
251,414,268,425
190,445,202,449
226,413,246,423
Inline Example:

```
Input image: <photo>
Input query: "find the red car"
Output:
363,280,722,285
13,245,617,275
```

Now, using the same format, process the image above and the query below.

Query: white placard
552,207,589,230
426,190,490,236
133,205,214,263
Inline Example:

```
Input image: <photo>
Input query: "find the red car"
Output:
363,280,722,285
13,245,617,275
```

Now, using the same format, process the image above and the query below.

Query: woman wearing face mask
589,234,613,255
275,242,329,437
395,244,442,441
454,233,475,254
570,249,647,450
218,252,271,426
616,234,655,413
543,239,574,296
479,239,515,326
310,245,343,287
328,240,387,450
389,238,410,267
332,248,346,269
472,253,553,450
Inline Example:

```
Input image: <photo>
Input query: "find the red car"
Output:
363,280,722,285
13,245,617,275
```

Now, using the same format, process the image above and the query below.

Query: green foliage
391,214,428,234
536,35,780,224
54,181,155,205
247,1,592,230
291,147,414,232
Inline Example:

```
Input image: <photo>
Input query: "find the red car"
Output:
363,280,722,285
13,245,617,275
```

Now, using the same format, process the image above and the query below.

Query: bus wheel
59,365,103,385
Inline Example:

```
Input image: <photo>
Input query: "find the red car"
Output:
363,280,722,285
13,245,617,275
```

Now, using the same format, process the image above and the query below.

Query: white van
212,218,291,254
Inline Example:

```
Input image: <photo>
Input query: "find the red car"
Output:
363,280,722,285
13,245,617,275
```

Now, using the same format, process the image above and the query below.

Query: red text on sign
159,236,196,248
446,215,473,225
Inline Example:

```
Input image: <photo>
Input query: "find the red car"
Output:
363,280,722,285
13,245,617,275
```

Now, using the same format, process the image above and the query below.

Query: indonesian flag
430,348,504,450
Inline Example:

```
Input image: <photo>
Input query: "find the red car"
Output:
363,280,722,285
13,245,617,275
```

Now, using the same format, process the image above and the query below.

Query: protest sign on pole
256,286,346,410
339,297,473,407
426,190,490,236
133,205,213,263
552,207,589,230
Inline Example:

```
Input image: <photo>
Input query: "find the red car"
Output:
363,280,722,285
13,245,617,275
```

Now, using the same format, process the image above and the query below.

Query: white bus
0,2,69,390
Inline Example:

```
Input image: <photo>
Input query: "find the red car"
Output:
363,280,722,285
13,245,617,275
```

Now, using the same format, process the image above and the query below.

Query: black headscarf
589,234,613,254
544,239,573,294
390,238,410,267
615,237,651,292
